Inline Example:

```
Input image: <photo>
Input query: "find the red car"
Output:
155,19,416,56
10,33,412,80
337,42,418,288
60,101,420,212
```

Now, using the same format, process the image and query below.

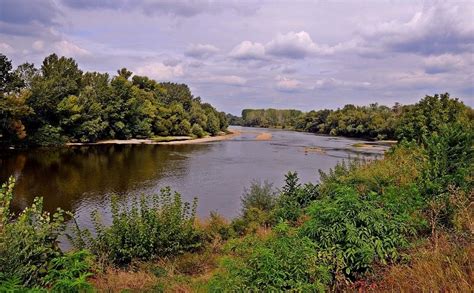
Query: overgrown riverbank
1,94,472,292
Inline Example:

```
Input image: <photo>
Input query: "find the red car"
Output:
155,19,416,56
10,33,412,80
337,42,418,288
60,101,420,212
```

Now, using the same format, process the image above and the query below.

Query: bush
241,180,277,217
420,123,474,196
299,186,416,278
208,223,331,292
318,143,424,197
274,172,320,222
0,177,92,290
239,180,277,229
191,123,206,138
69,188,202,266
30,124,65,146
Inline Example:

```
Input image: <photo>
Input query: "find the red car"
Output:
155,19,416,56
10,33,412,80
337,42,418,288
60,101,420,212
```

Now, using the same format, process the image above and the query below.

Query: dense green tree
396,93,472,142
0,53,228,146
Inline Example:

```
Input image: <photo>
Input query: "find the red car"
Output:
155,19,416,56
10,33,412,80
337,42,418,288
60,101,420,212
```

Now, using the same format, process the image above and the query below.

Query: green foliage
191,123,206,138
242,108,303,129
209,224,330,292
29,124,65,146
0,53,228,146
241,180,276,218
274,172,320,222
420,123,474,196
42,250,94,292
299,186,416,278
396,93,472,142
0,177,93,291
69,188,202,266
240,95,473,141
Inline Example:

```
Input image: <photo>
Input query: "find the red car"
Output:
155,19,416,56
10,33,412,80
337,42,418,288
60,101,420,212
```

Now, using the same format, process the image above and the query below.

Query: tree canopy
239,95,472,141
0,53,228,146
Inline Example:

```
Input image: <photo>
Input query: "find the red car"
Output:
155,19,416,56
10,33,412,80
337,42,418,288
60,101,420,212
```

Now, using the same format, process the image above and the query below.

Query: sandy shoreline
255,132,272,140
66,130,242,146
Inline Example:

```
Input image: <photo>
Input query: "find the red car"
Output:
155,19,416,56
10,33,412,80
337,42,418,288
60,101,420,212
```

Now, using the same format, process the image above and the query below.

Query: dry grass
375,234,474,292
90,268,158,292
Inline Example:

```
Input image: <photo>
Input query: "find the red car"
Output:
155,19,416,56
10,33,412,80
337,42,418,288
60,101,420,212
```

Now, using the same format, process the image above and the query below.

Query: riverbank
65,130,242,146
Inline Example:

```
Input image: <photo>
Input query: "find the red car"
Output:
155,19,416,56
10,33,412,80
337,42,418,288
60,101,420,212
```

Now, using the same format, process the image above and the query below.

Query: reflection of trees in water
1,144,210,213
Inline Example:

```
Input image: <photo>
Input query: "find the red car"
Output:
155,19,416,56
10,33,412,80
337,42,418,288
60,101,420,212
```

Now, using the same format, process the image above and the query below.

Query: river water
1,127,386,228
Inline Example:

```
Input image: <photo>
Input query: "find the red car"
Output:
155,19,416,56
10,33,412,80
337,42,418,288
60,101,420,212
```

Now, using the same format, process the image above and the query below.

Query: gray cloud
185,43,220,59
60,0,260,17
360,3,474,56
0,0,59,25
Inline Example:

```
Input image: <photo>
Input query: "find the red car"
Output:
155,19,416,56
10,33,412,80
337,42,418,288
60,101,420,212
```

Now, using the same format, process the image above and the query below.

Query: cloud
200,75,247,86
230,41,266,60
134,62,184,81
265,31,333,59
313,78,371,90
0,42,14,54
54,40,90,57
384,71,441,90
423,54,467,74
32,40,45,51
275,76,302,92
0,0,59,25
185,43,219,59
60,0,259,17
361,3,474,55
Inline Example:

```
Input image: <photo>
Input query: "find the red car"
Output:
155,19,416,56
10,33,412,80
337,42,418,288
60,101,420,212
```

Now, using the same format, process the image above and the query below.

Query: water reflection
0,144,211,213
0,127,386,221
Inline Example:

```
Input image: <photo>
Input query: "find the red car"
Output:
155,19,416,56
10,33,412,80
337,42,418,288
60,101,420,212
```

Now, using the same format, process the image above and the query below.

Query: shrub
274,172,320,222
299,186,416,278
0,178,65,286
239,180,277,229
241,180,277,217
42,250,94,292
70,188,202,266
208,223,331,292
191,123,206,138
200,211,234,242
420,123,474,196
30,124,65,146
0,177,93,290
319,143,424,197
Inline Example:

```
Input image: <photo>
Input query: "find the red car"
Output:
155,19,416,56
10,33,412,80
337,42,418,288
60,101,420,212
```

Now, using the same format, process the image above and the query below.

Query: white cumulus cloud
54,40,90,57
200,74,247,86
275,75,302,92
230,41,266,60
135,62,184,81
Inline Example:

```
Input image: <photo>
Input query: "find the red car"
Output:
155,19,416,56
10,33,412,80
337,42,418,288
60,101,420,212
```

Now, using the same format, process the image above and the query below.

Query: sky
1,0,473,114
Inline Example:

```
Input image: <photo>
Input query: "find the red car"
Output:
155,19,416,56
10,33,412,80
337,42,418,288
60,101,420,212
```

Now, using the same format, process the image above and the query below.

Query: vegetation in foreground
0,53,228,147
0,93,472,292
231,93,473,140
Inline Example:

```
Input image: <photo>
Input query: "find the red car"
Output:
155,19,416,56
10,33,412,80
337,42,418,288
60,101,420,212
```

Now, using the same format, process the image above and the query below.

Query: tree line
0,53,228,146
236,95,473,140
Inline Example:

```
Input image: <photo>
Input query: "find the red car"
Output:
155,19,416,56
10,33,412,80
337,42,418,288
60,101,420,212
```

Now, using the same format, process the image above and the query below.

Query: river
1,126,387,230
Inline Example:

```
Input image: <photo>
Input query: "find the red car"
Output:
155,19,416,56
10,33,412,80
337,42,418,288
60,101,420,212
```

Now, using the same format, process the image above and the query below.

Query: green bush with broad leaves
0,177,93,291
274,171,320,223
208,223,331,292
299,186,418,278
69,187,202,266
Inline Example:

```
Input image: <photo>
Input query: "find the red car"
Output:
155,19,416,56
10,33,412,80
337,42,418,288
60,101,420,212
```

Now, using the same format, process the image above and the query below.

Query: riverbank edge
65,129,242,146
